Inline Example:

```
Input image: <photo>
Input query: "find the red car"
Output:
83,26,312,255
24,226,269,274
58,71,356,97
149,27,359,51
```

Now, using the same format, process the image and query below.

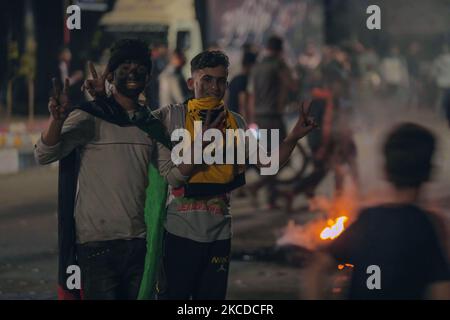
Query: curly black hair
190,50,229,73
107,39,152,74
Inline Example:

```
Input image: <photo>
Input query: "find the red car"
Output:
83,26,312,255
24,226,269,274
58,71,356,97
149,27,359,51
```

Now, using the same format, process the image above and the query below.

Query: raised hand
289,100,318,140
48,78,72,121
82,61,108,99
202,107,226,132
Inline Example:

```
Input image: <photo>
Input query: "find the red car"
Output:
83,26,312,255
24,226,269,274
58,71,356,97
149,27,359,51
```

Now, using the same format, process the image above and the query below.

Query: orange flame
337,263,354,270
320,216,348,240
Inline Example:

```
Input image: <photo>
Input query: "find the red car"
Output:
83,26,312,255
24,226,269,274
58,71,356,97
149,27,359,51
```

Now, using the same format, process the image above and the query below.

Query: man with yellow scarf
125,50,317,299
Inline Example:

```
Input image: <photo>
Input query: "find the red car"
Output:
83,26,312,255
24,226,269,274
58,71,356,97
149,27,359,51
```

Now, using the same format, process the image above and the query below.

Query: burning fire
319,216,348,240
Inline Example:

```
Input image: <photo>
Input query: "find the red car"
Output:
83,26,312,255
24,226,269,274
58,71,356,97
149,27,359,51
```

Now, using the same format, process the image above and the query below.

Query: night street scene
0,0,449,306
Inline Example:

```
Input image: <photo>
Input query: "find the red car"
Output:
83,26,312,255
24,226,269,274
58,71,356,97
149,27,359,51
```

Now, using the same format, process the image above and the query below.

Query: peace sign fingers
101,64,110,81
48,77,72,121
52,77,61,102
88,61,99,79
83,61,107,99
299,99,312,126
63,78,70,95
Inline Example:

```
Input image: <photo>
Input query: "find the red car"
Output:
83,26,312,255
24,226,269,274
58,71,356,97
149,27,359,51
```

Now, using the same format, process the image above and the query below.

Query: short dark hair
383,123,435,188
242,52,257,67
266,35,283,52
107,39,152,74
190,50,229,73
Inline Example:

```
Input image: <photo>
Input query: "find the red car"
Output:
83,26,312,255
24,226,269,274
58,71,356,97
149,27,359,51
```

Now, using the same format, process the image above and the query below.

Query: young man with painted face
34,39,168,300
122,50,317,299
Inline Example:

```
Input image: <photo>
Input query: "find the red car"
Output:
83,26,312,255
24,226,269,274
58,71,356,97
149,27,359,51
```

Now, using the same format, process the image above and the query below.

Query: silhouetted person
247,36,297,208
432,44,450,120
146,42,168,109
159,49,190,106
304,123,450,300
227,51,257,118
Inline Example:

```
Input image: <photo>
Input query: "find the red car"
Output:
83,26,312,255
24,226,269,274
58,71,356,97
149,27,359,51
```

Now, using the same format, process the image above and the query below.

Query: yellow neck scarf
186,97,239,184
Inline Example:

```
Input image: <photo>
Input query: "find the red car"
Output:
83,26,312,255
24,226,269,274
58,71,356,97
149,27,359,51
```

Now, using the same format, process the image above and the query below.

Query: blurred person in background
432,44,450,122
380,45,409,107
226,50,257,118
242,42,259,56
247,35,298,208
207,42,222,51
58,47,84,105
248,35,298,137
159,48,190,107
303,123,450,300
357,44,380,77
283,66,358,212
146,42,169,110
297,41,322,99
406,41,424,109
355,44,382,122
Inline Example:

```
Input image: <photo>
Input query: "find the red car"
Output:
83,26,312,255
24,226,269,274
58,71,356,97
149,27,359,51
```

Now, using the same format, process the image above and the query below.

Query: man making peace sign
34,39,162,300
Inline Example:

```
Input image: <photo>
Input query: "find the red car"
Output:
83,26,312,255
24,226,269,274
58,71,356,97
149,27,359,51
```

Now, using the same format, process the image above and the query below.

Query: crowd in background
57,37,450,128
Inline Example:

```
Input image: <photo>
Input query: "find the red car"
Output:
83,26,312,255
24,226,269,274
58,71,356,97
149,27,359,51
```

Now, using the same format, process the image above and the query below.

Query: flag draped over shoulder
129,106,172,300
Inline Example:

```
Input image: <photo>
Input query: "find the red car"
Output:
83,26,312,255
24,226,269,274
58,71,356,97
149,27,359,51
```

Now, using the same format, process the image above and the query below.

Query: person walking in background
248,35,297,136
380,45,409,107
226,51,257,119
146,42,169,110
432,44,450,121
405,41,424,110
283,67,358,212
297,41,322,99
58,47,84,105
247,35,298,208
159,49,190,107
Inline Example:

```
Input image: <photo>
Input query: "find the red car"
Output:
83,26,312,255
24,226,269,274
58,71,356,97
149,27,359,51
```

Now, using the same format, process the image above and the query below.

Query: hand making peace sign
289,100,318,140
82,61,109,99
48,77,72,121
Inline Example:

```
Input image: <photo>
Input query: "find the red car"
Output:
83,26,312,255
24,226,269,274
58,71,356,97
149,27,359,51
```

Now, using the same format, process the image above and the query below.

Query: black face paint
114,61,148,98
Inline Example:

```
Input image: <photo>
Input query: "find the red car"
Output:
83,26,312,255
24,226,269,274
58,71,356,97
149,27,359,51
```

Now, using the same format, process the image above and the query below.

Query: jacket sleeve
152,140,190,188
34,110,95,165
138,105,190,188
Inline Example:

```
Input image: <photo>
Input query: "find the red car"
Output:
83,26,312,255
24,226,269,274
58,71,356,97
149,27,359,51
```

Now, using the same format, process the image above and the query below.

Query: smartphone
199,105,225,123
